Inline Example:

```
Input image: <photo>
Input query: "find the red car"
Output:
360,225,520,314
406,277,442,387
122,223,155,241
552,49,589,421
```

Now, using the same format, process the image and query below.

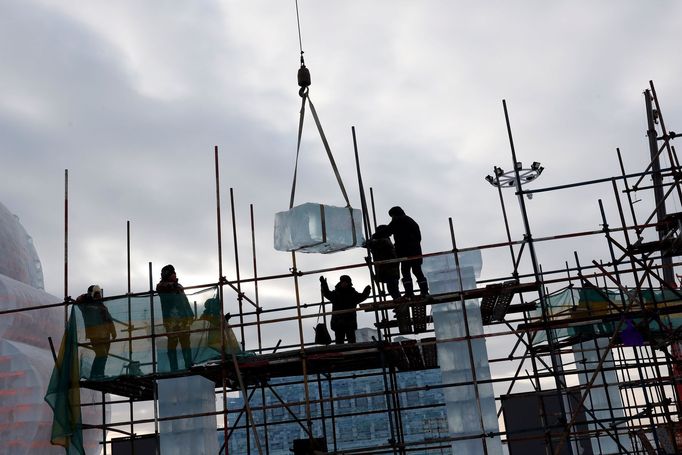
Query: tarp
44,307,84,454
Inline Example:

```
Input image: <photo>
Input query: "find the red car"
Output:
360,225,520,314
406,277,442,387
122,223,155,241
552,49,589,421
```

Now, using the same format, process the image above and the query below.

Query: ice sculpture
0,202,43,289
0,201,101,454
573,338,632,453
423,252,503,455
274,203,364,253
158,376,219,454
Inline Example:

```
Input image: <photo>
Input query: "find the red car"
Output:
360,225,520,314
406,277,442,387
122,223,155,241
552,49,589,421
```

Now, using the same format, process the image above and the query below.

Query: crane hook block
298,65,311,88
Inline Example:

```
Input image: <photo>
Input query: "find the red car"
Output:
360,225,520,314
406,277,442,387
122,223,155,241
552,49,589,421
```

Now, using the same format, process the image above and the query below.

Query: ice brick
158,376,219,455
274,203,365,253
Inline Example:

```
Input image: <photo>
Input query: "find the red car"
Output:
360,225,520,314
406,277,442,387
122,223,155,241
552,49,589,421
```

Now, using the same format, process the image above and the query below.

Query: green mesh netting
529,287,682,346
72,286,242,379
45,286,245,452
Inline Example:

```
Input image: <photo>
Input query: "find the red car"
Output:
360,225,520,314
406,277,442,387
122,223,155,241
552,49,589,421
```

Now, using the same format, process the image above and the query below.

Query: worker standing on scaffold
365,225,401,301
76,285,117,379
386,206,429,298
320,275,371,344
156,264,194,372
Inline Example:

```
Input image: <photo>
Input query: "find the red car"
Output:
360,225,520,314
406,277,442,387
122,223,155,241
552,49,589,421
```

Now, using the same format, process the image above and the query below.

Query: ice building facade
224,366,449,454
0,201,101,454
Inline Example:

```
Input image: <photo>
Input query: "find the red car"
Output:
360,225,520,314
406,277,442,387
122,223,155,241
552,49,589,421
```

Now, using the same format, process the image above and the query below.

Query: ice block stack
158,376,219,454
274,203,364,253
573,338,632,453
423,252,503,455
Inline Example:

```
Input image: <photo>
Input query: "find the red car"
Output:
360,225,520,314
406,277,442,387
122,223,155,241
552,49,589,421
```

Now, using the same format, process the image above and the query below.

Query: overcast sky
2,1,682,349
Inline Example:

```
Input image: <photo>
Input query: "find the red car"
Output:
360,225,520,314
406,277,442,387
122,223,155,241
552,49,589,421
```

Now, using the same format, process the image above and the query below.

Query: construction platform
81,338,439,401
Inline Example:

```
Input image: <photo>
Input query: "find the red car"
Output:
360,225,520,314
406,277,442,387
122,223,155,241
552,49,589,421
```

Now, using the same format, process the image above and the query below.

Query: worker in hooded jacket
320,275,370,344
156,264,194,371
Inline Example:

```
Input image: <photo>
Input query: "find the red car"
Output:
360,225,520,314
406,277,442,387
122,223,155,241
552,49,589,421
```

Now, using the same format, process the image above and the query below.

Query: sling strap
287,88,358,248
289,90,351,209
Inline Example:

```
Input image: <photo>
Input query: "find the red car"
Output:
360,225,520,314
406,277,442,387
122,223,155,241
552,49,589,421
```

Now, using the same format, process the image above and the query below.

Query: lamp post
484,161,544,281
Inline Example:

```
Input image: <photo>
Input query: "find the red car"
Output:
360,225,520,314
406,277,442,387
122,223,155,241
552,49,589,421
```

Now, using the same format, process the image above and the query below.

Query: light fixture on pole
485,161,544,198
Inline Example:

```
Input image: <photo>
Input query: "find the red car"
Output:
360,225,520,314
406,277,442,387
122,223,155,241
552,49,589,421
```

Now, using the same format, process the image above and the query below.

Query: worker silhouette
386,206,429,298
365,224,401,301
320,275,370,344
156,265,194,371
76,285,116,379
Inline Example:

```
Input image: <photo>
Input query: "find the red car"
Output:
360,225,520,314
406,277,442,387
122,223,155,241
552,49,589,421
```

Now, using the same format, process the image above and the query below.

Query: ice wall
158,376,219,454
573,338,632,454
274,203,364,253
0,339,63,454
0,201,101,454
423,252,503,455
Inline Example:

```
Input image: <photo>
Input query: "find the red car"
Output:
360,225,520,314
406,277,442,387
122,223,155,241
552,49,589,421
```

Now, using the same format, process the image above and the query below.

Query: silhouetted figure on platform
76,285,116,379
320,275,370,344
386,206,429,298
366,224,401,301
156,264,194,371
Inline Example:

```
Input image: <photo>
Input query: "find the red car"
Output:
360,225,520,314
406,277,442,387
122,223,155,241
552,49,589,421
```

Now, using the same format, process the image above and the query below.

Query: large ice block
421,251,482,292
274,203,365,253
158,376,219,455
424,251,503,455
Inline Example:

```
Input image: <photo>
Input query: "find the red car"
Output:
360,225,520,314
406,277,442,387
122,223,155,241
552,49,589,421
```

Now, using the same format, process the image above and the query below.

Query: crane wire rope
295,0,305,65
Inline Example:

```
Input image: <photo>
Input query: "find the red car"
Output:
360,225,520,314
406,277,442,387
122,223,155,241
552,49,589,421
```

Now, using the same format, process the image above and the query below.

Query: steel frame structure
2,82,681,455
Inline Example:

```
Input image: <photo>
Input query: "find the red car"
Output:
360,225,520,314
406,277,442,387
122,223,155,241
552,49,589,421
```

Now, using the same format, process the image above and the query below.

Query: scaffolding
5,81,682,454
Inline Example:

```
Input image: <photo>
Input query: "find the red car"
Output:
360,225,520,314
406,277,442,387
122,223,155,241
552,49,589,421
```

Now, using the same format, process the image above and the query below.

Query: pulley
298,60,311,97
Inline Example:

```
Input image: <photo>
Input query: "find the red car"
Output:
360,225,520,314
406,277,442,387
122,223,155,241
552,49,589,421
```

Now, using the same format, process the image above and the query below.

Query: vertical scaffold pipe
64,169,68,327
213,145,230,454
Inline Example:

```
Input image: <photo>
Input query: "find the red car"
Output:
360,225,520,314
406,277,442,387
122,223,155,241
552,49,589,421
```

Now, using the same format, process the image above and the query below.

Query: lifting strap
288,89,351,210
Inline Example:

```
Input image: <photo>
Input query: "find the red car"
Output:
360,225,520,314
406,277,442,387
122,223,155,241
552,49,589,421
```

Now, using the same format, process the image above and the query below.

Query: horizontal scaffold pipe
521,165,681,196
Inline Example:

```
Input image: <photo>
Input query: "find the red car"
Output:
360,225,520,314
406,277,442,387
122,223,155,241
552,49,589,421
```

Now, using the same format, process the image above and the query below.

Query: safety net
529,287,682,346
71,285,243,379
45,285,246,452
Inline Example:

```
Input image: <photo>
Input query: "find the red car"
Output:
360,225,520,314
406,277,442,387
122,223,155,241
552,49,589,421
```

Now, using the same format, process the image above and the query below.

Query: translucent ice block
158,376,219,455
573,339,632,453
274,203,365,254
422,252,482,297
